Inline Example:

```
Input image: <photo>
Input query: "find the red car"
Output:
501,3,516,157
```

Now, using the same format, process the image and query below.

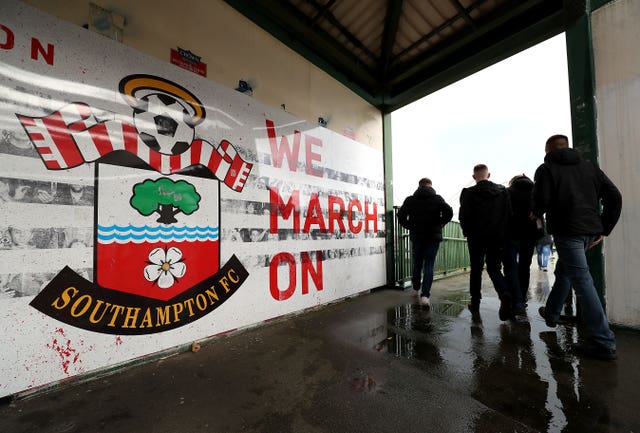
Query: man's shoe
513,304,527,317
538,306,557,327
468,299,480,313
563,304,574,316
499,295,514,321
571,342,617,361
558,314,578,324
419,296,430,307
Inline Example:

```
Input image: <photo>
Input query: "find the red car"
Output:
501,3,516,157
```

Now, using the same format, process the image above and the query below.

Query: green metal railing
392,206,470,288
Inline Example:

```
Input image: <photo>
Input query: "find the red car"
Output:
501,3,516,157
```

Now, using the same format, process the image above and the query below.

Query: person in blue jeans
533,134,622,360
537,229,576,315
398,178,453,307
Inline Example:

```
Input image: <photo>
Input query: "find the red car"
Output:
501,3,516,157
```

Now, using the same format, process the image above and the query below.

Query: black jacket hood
509,175,534,192
544,147,581,165
459,180,510,241
507,175,540,241
413,186,436,198
471,180,505,197
534,147,622,236
398,186,453,243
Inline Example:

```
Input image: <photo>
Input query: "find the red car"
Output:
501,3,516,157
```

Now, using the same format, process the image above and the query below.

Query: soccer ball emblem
132,93,195,155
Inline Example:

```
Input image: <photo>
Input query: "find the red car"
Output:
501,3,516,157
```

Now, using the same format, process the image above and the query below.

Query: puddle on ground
373,286,629,433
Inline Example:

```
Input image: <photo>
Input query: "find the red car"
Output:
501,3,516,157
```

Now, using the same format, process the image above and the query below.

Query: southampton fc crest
19,75,252,334
96,166,220,302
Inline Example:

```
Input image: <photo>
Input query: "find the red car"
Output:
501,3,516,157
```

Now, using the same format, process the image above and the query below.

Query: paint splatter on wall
47,328,81,375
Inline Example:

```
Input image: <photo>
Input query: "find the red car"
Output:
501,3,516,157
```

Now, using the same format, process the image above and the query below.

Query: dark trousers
467,238,508,301
517,240,536,299
503,239,536,305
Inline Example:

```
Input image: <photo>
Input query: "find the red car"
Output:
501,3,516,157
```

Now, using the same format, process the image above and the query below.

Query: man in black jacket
504,174,542,309
398,178,453,307
533,134,622,360
459,164,514,320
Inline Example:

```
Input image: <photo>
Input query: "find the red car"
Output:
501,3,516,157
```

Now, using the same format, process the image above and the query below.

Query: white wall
23,0,383,150
592,0,640,327
0,1,386,397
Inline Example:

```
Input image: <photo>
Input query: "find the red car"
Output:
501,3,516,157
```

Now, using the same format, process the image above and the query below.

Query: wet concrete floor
1,266,640,433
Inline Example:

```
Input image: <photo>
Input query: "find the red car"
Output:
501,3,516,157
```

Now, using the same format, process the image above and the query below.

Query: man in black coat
459,164,514,320
533,134,622,360
504,174,542,309
398,178,453,307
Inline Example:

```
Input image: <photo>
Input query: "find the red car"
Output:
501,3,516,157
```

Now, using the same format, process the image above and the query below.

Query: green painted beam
565,8,606,306
591,0,618,12
380,0,404,80
383,113,396,288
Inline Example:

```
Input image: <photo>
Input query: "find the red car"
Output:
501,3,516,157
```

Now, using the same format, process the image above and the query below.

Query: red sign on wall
170,48,207,77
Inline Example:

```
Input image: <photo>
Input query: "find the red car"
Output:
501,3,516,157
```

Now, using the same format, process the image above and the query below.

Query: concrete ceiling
225,0,583,112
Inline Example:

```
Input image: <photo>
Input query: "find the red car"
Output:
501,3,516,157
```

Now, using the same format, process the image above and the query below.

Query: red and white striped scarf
17,103,253,191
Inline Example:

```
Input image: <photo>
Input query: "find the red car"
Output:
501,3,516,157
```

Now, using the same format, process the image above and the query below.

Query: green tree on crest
130,178,201,224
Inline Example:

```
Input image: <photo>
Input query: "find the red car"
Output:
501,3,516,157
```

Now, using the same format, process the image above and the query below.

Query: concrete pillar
591,0,640,328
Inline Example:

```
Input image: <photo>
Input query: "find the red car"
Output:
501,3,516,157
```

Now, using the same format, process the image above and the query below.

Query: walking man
533,134,622,360
504,174,542,310
459,164,514,320
398,178,453,307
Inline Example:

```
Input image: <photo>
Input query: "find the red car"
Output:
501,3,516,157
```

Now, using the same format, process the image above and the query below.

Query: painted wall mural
21,74,251,335
0,0,385,397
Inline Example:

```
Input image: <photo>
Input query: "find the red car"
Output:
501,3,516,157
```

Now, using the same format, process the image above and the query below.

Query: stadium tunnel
0,0,638,402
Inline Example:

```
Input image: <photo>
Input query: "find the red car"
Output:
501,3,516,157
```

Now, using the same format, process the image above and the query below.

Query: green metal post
383,112,396,288
565,6,605,306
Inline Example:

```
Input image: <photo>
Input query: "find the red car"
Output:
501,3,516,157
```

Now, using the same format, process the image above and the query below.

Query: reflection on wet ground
2,257,638,433
375,264,640,433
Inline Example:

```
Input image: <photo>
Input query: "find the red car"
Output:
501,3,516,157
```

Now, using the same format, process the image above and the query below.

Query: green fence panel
392,207,469,288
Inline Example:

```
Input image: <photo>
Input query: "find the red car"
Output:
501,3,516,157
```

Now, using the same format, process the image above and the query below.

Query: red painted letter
364,201,378,233
269,187,300,233
327,195,346,233
348,199,363,233
305,135,323,177
303,193,327,233
31,38,54,65
266,119,300,171
301,251,323,294
0,24,14,50
270,253,297,301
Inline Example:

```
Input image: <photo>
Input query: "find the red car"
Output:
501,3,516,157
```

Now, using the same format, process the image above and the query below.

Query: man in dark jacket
533,134,622,360
459,164,514,320
504,174,542,309
398,178,453,307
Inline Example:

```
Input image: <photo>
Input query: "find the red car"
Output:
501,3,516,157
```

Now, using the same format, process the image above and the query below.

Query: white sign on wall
0,0,385,397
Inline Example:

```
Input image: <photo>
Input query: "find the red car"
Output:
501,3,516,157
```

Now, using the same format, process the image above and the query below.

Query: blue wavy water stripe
98,232,219,242
98,224,218,234
97,225,219,242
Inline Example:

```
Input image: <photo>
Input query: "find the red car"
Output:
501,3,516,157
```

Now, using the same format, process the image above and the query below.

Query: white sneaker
419,296,430,307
